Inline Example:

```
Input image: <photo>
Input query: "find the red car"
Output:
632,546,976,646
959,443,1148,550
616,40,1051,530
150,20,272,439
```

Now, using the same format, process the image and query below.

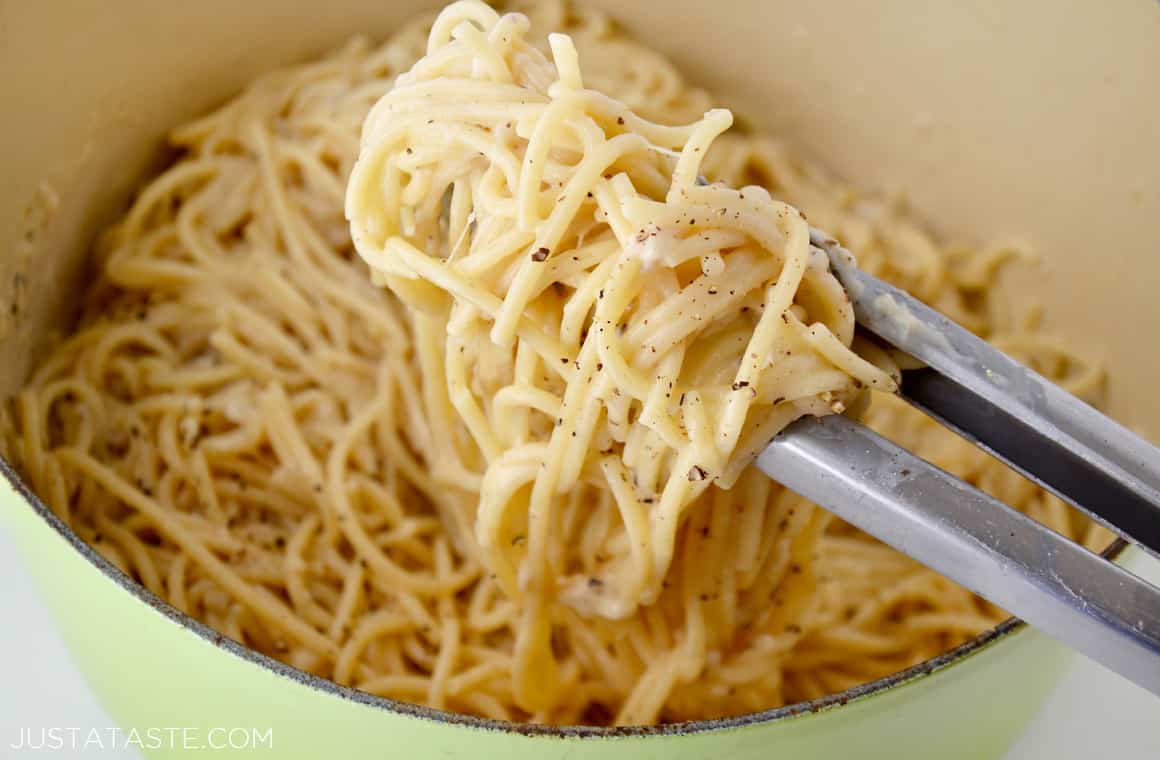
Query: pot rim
0,453,1123,737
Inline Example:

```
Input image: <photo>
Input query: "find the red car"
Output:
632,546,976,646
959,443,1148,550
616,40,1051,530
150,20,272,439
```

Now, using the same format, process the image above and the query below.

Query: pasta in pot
346,3,899,712
1,0,1110,726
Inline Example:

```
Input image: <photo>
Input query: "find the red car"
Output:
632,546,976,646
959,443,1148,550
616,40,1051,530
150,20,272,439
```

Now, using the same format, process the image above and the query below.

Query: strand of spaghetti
325,375,479,596
427,540,462,709
491,131,655,346
94,516,165,596
56,448,339,658
333,611,419,685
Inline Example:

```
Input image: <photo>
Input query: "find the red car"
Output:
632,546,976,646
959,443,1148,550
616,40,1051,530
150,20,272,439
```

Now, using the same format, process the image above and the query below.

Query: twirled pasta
346,2,899,709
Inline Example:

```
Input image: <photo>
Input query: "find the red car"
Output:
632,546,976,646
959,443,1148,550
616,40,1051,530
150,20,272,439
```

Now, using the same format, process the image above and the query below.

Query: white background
1,523,1157,758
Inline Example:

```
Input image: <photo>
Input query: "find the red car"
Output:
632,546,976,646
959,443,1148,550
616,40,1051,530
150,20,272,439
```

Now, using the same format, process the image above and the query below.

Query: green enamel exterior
2,474,1079,759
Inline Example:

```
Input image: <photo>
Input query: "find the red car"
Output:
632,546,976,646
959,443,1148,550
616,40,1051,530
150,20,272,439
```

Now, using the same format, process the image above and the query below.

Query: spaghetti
346,3,901,711
2,0,1111,726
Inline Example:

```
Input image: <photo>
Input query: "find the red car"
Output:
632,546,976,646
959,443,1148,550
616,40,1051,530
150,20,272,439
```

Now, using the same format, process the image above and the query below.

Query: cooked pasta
1,0,1110,726
345,2,904,711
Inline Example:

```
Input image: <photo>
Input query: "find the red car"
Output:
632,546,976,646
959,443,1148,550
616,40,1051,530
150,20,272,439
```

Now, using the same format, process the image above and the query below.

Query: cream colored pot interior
3,0,1159,444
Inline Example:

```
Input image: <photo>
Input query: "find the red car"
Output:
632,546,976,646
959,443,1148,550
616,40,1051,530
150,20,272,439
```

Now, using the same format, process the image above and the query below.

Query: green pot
2,1,1158,758
0,470,1098,758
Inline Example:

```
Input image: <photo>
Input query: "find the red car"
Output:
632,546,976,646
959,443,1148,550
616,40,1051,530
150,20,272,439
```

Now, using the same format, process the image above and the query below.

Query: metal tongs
757,229,1160,695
